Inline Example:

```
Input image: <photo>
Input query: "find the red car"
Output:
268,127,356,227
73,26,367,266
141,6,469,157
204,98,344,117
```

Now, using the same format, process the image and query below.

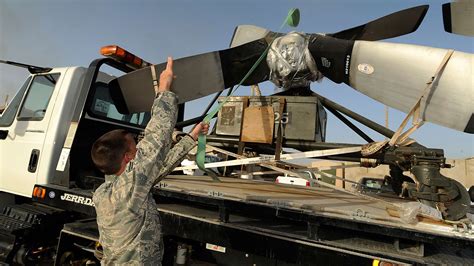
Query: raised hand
157,57,174,93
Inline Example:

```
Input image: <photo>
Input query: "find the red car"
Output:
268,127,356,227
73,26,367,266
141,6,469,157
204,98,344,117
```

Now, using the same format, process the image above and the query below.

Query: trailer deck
152,175,474,264
36,175,474,264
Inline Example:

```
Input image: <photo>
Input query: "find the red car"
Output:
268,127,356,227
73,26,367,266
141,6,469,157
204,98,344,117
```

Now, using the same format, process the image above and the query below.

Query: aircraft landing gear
404,163,470,221
386,148,471,221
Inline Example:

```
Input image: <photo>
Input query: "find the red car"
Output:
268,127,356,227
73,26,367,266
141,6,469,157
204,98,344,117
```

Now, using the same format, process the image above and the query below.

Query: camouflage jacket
93,91,195,265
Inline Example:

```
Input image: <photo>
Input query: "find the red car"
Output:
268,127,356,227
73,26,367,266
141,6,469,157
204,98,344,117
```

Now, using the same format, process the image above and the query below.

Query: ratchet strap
362,49,454,156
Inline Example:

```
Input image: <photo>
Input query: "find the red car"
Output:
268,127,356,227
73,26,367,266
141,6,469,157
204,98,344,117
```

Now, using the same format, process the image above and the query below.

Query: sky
0,0,473,158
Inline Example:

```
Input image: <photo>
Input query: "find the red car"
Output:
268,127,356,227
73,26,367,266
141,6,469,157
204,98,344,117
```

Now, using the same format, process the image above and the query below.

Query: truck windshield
88,82,150,128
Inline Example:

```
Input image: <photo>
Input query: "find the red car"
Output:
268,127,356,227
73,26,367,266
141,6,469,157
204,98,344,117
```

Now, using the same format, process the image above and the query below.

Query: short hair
91,129,132,175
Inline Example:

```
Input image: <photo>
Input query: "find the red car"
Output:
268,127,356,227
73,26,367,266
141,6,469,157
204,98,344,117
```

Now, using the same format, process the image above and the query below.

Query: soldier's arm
132,91,177,174
128,58,178,206
134,56,178,177
151,135,196,186
151,122,209,185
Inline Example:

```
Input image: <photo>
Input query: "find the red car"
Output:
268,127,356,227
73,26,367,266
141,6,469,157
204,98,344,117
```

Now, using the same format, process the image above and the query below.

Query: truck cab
1,67,85,197
0,53,150,201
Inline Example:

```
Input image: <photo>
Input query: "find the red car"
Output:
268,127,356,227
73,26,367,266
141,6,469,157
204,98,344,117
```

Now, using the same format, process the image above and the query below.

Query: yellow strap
150,65,159,93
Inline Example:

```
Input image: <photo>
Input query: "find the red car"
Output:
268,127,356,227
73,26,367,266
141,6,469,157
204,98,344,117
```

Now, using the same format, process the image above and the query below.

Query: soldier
91,57,209,265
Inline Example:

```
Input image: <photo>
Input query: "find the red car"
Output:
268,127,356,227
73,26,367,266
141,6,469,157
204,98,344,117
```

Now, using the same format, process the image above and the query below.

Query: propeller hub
267,32,322,89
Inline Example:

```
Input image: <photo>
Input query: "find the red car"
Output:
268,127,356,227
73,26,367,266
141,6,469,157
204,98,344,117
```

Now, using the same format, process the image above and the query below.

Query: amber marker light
100,45,151,70
33,186,46,199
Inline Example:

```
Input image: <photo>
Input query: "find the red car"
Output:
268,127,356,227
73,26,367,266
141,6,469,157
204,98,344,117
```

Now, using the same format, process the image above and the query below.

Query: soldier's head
91,129,137,175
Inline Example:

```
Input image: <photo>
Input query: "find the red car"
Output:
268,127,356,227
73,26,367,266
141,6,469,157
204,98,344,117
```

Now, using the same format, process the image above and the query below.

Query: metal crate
216,96,326,142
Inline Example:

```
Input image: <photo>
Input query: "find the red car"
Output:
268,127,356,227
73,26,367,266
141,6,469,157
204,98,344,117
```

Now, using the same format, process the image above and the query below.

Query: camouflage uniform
93,91,195,265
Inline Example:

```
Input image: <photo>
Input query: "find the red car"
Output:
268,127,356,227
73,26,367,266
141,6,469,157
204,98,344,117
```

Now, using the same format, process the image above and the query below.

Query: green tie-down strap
195,8,301,181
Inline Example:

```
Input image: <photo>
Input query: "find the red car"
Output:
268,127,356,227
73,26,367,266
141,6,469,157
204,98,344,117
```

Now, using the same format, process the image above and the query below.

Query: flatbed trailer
36,175,474,265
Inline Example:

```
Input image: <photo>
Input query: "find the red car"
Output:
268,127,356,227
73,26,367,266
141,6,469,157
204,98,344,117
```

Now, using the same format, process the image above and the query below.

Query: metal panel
216,99,244,136
281,98,316,140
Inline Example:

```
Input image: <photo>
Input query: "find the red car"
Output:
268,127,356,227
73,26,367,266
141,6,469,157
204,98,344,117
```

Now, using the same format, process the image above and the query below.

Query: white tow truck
0,47,473,265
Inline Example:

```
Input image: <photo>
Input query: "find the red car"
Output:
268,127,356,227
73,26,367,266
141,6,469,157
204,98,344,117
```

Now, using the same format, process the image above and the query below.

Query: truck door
0,73,62,197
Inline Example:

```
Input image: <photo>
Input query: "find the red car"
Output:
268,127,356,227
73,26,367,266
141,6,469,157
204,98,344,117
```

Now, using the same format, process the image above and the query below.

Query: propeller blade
442,1,474,37
346,41,473,133
309,36,474,133
110,39,269,114
231,4,428,48
328,5,429,41
230,25,282,48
